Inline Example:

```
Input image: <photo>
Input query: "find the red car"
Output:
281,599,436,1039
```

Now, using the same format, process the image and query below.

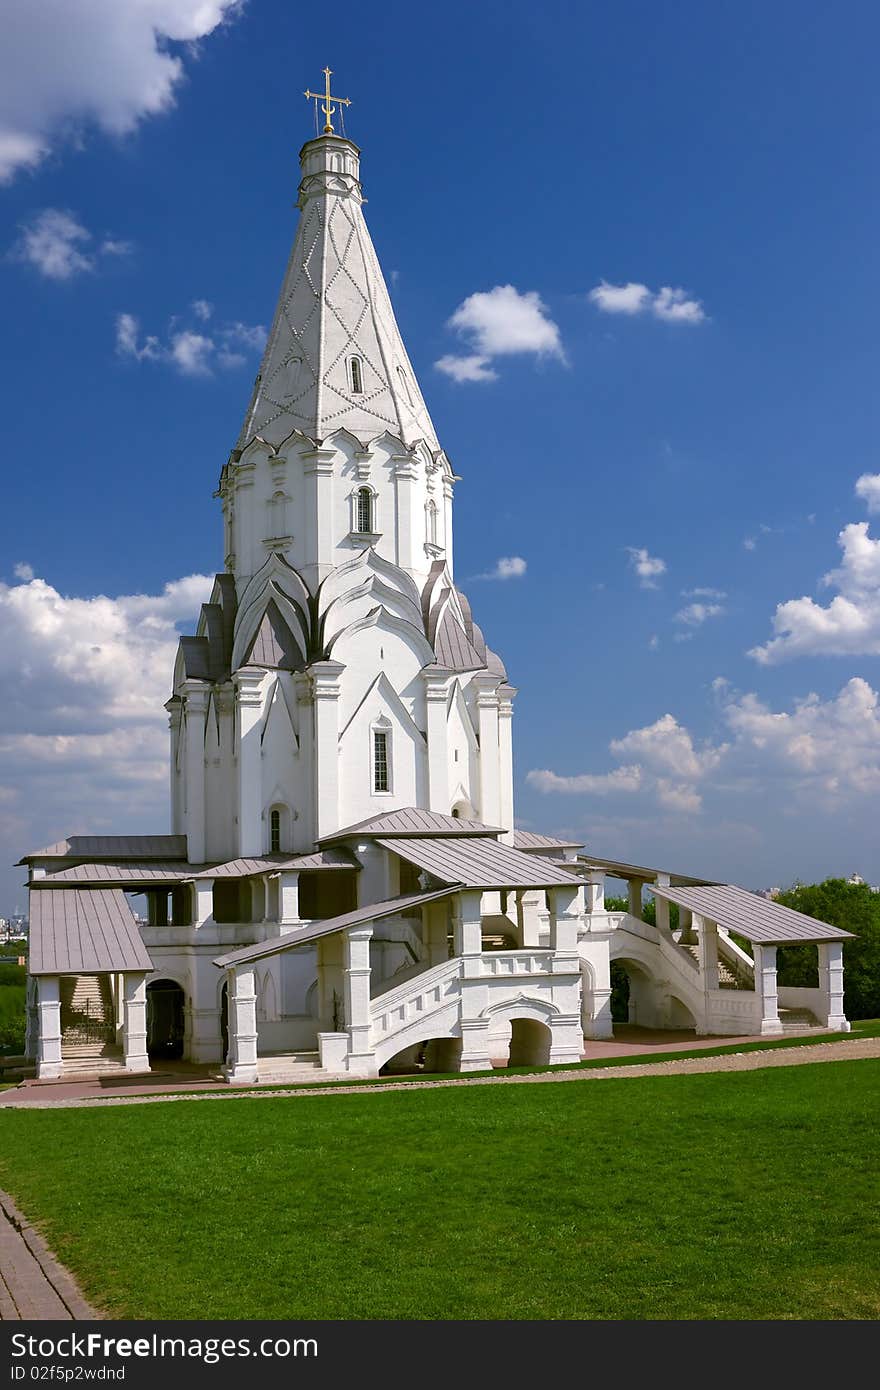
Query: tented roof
650,883,855,944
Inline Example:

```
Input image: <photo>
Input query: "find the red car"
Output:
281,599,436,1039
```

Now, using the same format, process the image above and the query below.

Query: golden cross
304,66,351,136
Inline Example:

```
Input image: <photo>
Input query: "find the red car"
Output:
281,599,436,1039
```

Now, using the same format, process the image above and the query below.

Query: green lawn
1,1058,879,1320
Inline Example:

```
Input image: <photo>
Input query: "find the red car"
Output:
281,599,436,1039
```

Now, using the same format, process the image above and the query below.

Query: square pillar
316,933,345,1032
474,676,501,829
678,906,695,943
35,975,62,1079
423,672,451,814
122,973,150,1072
453,889,483,956
628,879,644,920
180,682,209,865
584,870,606,916
696,914,720,990
344,924,377,1076
192,879,214,928
422,899,451,965
819,942,850,1031
654,874,671,934
497,684,517,843
235,669,265,857
311,661,345,841
549,885,582,955
223,965,259,1084
278,871,300,929
753,943,783,1036
516,890,541,948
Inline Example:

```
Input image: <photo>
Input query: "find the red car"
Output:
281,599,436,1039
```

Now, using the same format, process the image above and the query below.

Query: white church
20,79,853,1085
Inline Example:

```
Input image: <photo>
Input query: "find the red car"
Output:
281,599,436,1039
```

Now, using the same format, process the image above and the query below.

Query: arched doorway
508,1017,551,1067
220,981,229,1065
146,979,185,1060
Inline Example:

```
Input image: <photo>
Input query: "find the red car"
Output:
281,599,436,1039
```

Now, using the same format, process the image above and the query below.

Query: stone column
224,965,259,1084
301,448,336,588
654,873,671,934
584,870,606,916
278,871,300,929
180,682,209,865
474,677,500,828
753,943,783,1036
422,899,450,965
311,661,345,840
454,890,491,1072
819,941,850,1031
344,924,376,1076
549,885,582,955
442,475,455,577
628,878,643,920
165,696,183,835
24,975,38,1059
423,671,450,813
696,914,720,990
234,668,264,857
192,880,214,929
392,452,419,570
36,976,62,1078
516,890,542,948
583,945,614,1040
122,973,150,1072
293,673,315,850
678,906,695,943
497,684,517,843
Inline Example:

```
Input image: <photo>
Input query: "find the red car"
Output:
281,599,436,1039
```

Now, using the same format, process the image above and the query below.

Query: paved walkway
3,1035,878,1111
0,1190,97,1321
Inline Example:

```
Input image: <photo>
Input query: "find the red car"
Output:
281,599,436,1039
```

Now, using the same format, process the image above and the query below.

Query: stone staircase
60,975,121,1073
679,942,746,988
255,1051,346,1085
777,1007,823,1033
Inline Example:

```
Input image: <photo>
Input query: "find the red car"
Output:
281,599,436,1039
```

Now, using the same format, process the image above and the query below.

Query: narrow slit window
350,357,364,394
427,499,438,544
373,730,389,793
355,487,374,534
270,809,281,853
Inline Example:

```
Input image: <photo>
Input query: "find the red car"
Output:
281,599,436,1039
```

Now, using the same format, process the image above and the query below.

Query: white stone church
20,89,853,1085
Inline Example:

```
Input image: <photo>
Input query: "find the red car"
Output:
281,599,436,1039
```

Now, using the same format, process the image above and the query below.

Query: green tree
774,878,880,1020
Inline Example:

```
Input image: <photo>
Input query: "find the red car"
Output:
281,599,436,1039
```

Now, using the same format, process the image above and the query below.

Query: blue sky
2,0,880,912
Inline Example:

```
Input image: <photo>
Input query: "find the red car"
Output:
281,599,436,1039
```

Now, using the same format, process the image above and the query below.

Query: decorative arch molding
339,671,426,746
321,575,424,649
260,679,299,749
318,545,422,619
325,605,437,668
232,568,312,673
145,969,191,995
479,994,562,1025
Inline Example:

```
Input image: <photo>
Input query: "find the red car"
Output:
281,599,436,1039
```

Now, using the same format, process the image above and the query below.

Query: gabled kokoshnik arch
17,82,855,1085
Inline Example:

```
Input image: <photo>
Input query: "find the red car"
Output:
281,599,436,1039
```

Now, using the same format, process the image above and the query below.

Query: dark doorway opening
146,979,185,1060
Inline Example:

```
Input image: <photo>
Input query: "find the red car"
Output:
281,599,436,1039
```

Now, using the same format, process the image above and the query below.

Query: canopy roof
650,883,855,944
577,855,716,888
213,886,457,969
321,808,502,842
512,830,584,852
18,835,188,866
40,848,359,888
29,888,154,976
377,836,582,890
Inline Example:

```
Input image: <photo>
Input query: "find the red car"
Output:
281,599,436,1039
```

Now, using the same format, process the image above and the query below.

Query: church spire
237,76,440,455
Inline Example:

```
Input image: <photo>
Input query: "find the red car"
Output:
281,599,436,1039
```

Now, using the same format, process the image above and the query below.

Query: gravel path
3,1036,878,1111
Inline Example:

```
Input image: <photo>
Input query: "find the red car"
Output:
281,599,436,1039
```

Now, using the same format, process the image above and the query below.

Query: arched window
270,808,282,853
268,804,290,854
427,499,438,545
349,356,364,394
372,724,391,793
355,486,374,534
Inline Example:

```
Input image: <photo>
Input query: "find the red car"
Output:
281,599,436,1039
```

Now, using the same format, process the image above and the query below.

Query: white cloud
0,1,244,184
855,472,880,514
9,208,131,281
436,285,563,383
682,587,727,599
743,536,757,551
626,546,667,589
0,566,213,884
527,677,880,823
13,563,34,582
435,354,498,383
526,766,643,795
471,556,527,582
750,519,880,662
675,601,725,628
116,308,265,377
589,280,706,324
192,298,213,322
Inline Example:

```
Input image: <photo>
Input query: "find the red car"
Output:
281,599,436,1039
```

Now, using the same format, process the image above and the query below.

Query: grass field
1,1057,878,1320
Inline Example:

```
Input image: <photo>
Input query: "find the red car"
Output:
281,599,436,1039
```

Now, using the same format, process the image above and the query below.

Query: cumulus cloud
0,1,244,184
471,556,528,582
527,677,880,822
9,208,131,280
675,601,725,628
0,566,214,888
116,308,266,377
855,473,880,514
750,520,880,662
589,280,706,324
435,285,563,383
626,546,667,589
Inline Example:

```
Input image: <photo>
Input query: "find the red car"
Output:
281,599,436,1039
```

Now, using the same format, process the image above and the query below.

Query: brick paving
0,1190,96,1321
